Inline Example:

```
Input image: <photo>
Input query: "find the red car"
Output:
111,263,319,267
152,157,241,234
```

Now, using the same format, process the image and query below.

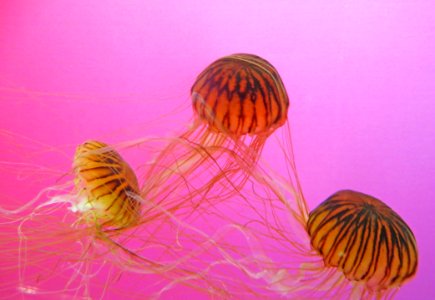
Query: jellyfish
140,53,290,218
191,53,288,138
305,190,418,298
0,140,225,298
198,185,419,299
72,140,142,229
0,140,144,297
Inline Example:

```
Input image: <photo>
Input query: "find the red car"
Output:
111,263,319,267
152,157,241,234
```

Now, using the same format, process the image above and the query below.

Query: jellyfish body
192,53,288,136
141,54,290,217
307,190,418,297
73,140,141,229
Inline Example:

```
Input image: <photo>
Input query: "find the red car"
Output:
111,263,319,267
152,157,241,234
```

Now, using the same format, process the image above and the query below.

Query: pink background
1,1,434,299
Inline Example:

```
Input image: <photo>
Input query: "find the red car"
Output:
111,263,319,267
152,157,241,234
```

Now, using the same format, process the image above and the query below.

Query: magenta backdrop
1,1,434,299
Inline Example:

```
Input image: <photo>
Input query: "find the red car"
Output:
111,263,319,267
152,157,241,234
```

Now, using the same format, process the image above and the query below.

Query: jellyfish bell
307,190,418,297
72,140,142,230
191,53,289,137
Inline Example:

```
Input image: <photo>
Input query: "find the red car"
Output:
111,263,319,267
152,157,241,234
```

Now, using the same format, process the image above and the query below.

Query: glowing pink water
1,1,434,299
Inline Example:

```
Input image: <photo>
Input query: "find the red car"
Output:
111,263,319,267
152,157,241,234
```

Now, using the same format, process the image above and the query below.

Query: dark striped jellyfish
191,54,288,138
141,53,290,216
212,188,418,299
306,190,418,299
0,140,221,298
180,151,420,300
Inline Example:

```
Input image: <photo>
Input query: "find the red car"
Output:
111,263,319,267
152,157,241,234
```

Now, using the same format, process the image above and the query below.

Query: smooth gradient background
1,1,434,299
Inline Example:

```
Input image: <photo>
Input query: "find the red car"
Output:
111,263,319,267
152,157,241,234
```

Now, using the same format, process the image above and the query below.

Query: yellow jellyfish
0,140,224,298
0,140,142,296
141,53,290,216
72,140,141,229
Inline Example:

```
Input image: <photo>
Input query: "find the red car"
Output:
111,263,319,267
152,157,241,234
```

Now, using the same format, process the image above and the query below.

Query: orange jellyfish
306,190,418,299
192,53,288,139
141,53,290,216
0,140,223,298
202,187,419,299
